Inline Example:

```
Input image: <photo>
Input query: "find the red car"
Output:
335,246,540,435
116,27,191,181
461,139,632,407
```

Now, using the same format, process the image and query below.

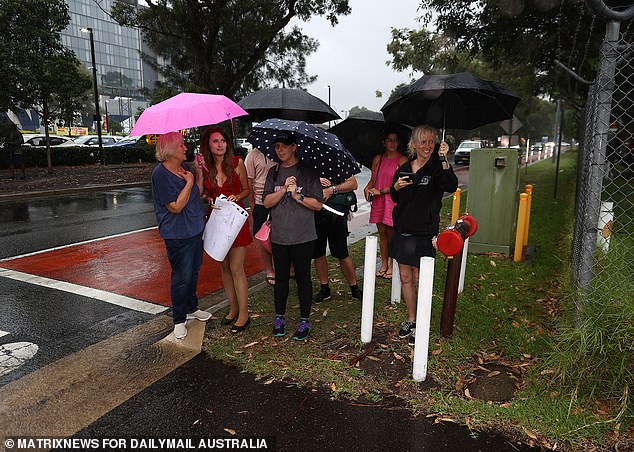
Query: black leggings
272,240,315,318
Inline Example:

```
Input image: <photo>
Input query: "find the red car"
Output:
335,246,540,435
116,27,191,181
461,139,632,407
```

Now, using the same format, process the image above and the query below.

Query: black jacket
389,154,458,235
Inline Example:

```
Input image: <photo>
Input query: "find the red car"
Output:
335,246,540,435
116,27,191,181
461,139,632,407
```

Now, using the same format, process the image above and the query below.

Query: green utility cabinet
467,148,520,255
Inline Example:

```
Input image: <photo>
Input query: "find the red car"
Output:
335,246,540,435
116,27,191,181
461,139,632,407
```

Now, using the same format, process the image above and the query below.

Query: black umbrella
328,110,411,169
381,72,521,131
247,118,360,182
238,88,341,124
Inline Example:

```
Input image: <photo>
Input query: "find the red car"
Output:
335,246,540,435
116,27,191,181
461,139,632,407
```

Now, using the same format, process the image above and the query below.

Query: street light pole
326,84,331,127
104,99,109,135
81,27,104,164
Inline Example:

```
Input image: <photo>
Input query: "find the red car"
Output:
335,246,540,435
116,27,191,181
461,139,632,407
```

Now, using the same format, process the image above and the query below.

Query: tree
0,0,92,170
383,1,615,141
112,0,351,100
394,0,632,107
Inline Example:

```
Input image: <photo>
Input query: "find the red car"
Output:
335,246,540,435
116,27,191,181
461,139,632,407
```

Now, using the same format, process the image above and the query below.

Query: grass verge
202,151,633,450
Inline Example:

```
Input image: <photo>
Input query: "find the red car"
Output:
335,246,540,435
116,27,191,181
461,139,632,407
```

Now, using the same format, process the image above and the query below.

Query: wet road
0,187,160,385
0,187,156,259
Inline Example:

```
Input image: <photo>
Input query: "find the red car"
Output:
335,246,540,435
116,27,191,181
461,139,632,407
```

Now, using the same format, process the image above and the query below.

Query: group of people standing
151,123,457,346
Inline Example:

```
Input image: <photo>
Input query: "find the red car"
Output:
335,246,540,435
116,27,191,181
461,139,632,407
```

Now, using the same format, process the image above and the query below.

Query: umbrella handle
196,153,209,173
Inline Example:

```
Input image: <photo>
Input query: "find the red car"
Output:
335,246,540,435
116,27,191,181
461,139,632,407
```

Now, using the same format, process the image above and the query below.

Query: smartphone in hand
399,172,419,183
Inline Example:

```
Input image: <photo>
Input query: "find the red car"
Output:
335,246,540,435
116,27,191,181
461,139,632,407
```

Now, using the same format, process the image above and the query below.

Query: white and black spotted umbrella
248,118,360,182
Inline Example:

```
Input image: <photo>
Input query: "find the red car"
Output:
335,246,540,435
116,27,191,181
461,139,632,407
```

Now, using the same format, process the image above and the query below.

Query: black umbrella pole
440,252,462,337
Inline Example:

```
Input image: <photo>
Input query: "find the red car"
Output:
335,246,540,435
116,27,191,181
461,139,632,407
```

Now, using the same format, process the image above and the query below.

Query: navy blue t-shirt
151,163,205,240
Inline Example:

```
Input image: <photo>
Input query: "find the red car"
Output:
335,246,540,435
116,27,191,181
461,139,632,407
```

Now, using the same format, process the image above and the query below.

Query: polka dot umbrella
248,118,361,183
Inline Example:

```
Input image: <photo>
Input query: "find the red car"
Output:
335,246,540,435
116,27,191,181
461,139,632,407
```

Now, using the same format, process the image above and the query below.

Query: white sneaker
174,323,188,339
186,309,212,321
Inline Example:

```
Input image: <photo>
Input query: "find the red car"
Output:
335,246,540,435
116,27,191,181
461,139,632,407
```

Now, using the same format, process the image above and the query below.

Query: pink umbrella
130,92,248,136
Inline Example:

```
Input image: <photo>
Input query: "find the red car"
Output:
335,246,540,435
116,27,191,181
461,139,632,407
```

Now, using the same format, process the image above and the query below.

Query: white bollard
361,236,378,343
412,257,435,382
458,237,469,294
390,261,401,305
597,201,614,253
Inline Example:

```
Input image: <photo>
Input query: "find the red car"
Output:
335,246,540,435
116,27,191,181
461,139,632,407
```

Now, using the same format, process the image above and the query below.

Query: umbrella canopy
328,110,411,169
248,118,360,183
380,72,521,130
238,88,341,124
130,93,248,136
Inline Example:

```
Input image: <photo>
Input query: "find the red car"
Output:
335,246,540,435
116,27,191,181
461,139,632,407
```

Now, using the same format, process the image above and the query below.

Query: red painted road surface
0,229,264,307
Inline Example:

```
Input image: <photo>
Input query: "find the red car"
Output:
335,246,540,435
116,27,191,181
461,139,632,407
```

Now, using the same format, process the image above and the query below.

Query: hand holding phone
399,172,418,183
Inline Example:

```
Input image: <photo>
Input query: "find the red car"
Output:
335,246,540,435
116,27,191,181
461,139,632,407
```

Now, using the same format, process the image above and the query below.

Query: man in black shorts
312,174,362,302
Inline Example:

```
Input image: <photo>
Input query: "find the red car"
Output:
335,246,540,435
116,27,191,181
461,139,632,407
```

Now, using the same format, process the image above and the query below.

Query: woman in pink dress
201,127,252,333
363,129,408,279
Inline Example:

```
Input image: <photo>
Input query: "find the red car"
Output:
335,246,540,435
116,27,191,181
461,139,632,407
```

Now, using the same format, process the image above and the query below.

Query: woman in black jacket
389,125,458,345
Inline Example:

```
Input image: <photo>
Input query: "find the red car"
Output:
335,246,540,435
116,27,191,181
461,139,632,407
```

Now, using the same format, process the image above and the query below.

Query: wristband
296,194,305,204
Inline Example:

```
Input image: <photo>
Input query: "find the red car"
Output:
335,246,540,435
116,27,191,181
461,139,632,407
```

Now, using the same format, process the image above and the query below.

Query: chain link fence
571,23,633,313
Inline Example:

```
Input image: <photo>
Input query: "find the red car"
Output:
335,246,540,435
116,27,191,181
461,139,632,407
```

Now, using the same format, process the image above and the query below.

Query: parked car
104,135,147,147
453,140,482,165
73,135,122,146
22,134,76,147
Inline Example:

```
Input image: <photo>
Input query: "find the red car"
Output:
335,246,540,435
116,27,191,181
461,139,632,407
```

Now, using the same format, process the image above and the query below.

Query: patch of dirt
1,163,154,196
463,362,522,403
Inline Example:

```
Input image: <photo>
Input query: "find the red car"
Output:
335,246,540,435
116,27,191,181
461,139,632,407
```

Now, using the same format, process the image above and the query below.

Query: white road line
0,268,167,315
0,330,9,338
0,226,158,262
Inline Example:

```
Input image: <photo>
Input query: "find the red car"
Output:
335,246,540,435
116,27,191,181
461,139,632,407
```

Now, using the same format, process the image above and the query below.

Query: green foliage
348,105,370,116
384,0,632,140
0,0,92,114
9,145,156,168
0,0,92,169
112,0,351,99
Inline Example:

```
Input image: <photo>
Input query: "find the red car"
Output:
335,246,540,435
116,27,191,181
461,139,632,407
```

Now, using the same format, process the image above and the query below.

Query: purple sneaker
292,319,311,341
273,316,287,337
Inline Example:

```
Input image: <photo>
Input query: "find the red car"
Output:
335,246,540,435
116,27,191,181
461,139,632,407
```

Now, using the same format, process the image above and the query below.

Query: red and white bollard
436,214,478,337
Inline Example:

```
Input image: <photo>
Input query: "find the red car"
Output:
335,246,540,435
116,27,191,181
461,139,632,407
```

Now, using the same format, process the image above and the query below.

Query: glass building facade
61,0,155,100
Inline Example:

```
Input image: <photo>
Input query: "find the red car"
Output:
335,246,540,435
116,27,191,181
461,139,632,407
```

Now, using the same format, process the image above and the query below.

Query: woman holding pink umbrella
201,127,252,333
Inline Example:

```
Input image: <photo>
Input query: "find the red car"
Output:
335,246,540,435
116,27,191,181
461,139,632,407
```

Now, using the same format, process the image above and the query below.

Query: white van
454,140,482,165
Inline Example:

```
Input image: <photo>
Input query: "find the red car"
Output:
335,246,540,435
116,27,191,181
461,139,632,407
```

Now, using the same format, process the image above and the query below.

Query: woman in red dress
201,127,252,333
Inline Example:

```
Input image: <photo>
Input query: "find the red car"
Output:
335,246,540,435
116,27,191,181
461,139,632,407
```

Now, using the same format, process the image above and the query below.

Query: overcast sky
291,0,424,117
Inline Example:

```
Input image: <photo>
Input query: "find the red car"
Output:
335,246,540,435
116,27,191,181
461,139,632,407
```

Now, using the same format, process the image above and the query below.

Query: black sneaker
398,320,416,338
350,286,362,300
408,329,416,346
313,286,331,304
292,319,311,341
273,316,287,337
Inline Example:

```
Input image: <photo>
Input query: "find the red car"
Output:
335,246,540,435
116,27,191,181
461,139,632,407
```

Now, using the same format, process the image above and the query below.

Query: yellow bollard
451,188,461,224
523,184,533,247
514,193,529,263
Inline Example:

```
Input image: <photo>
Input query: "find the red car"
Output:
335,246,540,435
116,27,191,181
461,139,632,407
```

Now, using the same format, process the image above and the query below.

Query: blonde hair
407,125,439,158
155,132,184,161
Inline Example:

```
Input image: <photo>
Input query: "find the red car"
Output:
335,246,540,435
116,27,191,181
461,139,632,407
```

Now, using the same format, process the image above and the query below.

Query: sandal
266,275,276,286
383,270,393,280
376,269,387,278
